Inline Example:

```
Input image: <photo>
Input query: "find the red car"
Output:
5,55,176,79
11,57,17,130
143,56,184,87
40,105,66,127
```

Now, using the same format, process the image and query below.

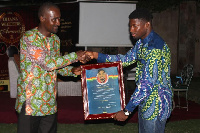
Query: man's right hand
76,51,98,64
85,51,98,60
76,50,90,64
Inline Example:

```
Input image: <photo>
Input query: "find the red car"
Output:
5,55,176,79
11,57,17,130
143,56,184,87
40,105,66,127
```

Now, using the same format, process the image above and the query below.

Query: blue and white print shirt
97,31,173,120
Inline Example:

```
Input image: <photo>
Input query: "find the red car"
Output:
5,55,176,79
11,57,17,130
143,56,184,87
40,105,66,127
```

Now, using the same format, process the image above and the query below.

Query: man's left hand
112,110,128,121
71,66,82,75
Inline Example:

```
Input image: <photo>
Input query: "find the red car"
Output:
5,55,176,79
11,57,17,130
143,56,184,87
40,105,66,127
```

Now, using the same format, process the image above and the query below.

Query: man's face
42,7,61,34
129,18,149,40
97,70,107,83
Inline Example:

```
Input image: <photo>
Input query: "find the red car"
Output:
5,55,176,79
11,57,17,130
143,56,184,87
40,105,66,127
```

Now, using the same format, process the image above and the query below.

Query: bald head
38,2,59,19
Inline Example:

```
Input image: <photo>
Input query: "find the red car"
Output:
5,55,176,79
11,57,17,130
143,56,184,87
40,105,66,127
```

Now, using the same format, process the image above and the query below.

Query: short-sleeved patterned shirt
97,31,173,120
15,27,78,116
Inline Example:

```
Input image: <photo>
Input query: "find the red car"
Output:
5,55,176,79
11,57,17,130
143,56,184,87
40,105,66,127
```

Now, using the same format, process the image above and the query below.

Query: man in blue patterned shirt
85,9,172,133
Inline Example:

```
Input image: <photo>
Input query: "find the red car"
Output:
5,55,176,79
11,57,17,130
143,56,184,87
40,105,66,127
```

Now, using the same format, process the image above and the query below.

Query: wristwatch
123,108,131,116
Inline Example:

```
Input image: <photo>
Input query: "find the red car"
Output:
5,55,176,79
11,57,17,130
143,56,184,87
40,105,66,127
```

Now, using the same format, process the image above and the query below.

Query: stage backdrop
0,2,79,91
77,1,136,48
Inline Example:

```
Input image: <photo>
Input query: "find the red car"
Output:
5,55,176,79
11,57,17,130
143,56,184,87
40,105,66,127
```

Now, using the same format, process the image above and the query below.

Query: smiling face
97,70,106,83
39,6,61,37
129,18,150,40
97,70,108,84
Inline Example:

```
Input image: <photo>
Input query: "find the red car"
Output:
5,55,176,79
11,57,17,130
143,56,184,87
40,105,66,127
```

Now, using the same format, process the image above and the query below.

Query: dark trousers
17,103,57,133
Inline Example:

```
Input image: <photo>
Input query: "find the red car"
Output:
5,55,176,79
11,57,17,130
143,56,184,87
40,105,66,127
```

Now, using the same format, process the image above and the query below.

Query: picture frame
81,61,125,120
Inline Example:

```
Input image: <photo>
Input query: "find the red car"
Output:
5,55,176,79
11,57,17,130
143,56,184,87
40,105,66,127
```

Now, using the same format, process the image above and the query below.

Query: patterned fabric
15,27,78,116
97,31,172,120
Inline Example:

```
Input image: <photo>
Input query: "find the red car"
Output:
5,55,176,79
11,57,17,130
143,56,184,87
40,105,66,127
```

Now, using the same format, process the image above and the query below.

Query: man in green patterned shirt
16,2,87,133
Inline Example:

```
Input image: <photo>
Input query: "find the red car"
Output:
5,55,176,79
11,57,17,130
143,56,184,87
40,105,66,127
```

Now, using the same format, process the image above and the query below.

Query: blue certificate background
86,67,121,115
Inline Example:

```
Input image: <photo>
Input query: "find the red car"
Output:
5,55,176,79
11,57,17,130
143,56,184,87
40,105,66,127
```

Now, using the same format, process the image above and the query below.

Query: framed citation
81,61,125,120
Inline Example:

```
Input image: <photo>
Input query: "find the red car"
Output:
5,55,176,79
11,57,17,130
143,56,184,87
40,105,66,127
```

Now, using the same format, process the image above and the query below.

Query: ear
145,22,150,29
40,16,45,22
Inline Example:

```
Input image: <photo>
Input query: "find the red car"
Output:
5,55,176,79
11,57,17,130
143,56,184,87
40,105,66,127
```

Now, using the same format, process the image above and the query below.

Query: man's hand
76,50,91,64
112,110,128,121
71,66,82,75
85,51,98,60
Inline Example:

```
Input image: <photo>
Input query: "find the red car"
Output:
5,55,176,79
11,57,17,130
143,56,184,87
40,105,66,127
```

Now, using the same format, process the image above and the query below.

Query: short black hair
38,2,59,19
98,69,105,73
129,8,153,22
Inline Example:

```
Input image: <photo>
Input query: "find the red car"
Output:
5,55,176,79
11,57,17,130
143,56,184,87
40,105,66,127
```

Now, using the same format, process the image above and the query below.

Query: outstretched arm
85,46,137,67
21,36,90,72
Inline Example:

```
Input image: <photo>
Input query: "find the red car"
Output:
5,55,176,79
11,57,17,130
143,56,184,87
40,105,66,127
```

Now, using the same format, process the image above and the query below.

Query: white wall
77,2,136,47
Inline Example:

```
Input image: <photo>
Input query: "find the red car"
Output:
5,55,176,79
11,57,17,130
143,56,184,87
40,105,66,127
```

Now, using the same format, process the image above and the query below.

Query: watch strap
123,108,131,116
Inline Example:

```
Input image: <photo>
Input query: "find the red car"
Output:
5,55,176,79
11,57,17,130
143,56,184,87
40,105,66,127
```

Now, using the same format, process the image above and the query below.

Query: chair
172,64,193,111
